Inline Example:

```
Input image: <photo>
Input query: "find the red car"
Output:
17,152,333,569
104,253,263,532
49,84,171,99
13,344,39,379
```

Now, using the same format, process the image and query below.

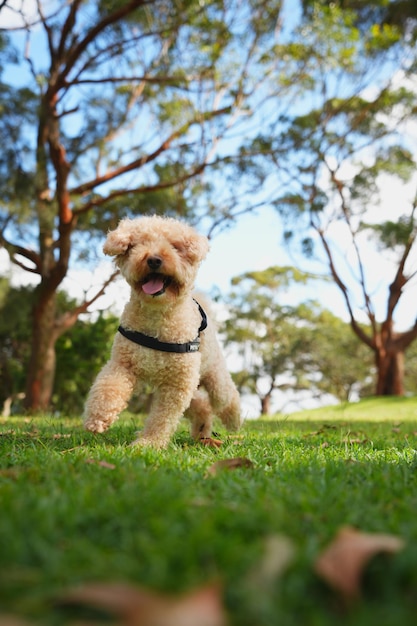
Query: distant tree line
2,275,417,417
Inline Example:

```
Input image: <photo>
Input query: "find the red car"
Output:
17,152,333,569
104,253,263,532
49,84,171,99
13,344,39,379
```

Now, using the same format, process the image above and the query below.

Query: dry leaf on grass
85,459,116,470
60,582,227,626
246,535,295,591
0,468,21,479
0,616,30,626
314,526,405,601
342,438,369,445
206,457,254,476
199,437,223,448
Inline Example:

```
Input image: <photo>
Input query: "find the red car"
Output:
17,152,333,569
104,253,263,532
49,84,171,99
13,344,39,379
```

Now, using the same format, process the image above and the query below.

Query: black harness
118,299,207,354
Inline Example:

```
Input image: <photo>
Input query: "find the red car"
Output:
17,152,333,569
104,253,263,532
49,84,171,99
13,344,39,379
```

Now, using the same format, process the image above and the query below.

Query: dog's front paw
84,419,109,434
130,433,169,450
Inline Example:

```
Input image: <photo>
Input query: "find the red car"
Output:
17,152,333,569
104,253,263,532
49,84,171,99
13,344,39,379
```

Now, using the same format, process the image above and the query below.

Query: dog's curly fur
84,215,241,448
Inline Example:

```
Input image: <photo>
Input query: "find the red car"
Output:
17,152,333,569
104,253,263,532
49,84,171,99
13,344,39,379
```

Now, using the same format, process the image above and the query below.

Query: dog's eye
171,241,185,253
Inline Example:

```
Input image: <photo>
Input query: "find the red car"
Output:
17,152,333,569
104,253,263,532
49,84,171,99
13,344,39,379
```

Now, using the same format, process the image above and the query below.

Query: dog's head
103,216,209,302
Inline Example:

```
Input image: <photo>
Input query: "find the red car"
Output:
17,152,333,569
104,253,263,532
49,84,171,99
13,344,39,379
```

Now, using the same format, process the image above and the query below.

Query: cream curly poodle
84,215,241,448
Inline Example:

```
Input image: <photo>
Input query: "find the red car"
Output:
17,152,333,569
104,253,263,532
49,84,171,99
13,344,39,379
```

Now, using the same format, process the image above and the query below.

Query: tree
0,0,284,411
222,267,373,415
241,1,417,397
54,312,118,415
302,0,417,37
0,280,32,415
0,281,120,415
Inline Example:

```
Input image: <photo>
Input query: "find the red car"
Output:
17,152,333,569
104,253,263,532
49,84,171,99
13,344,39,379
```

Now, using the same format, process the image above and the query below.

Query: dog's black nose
147,256,162,270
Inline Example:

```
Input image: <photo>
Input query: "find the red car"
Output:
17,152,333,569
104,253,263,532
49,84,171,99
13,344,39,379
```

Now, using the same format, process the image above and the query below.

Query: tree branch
57,0,82,60
53,0,153,95
72,160,209,215
0,236,41,274
65,74,195,87
314,224,375,349
325,161,377,329
394,323,417,351
37,0,55,58
386,196,417,321
54,269,119,337
70,106,232,197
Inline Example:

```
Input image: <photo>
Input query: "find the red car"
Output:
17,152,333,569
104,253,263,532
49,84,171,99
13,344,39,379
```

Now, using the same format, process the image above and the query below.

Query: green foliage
0,82,37,212
404,339,417,393
0,282,33,405
54,313,118,415
305,306,375,400
223,267,374,412
363,215,415,249
231,265,323,289
302,0,417,42
0,283,118,415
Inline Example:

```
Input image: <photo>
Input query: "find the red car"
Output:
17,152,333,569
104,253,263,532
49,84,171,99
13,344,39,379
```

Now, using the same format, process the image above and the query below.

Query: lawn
1,397,417,625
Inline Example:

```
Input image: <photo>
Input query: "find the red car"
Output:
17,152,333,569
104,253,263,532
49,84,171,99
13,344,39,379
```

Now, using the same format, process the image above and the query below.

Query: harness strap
118,299,207,354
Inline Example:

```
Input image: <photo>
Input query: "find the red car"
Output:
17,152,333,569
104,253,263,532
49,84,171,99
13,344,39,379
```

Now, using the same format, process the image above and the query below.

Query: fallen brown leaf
304,425,337,438
246,535,295,591
0,468,21,479
342,438,368,445
199,437,223,448
0,615,32,625
85,459,116,470
60,446,83,454
60,582,227,626
314,526,405,601
206,457,254,476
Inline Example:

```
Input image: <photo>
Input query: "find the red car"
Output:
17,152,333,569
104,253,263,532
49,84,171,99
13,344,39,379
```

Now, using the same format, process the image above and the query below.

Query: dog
84,215,241,448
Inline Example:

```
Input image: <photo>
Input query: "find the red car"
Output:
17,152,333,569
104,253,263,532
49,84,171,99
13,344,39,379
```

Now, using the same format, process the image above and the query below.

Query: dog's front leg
131,383,196,449
84,361,136,433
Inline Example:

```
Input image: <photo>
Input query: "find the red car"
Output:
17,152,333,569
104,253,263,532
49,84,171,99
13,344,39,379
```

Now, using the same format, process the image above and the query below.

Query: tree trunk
260,394,272,415
24,286,58,412
375,349,404,396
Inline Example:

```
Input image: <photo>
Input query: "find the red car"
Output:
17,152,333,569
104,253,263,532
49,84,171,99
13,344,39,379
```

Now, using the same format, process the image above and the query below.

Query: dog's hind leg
84,362,136,433
201,370,241,432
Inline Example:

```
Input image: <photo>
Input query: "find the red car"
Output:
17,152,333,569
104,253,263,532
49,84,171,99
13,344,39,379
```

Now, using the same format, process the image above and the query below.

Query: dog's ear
103,220,133,256
184,232,210,264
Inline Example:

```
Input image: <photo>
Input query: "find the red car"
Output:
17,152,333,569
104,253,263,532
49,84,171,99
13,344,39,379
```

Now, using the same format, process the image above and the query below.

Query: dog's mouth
141,273,173,297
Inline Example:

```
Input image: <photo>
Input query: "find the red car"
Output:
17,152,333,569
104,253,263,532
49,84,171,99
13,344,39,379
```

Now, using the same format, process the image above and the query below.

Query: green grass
1,397,417,625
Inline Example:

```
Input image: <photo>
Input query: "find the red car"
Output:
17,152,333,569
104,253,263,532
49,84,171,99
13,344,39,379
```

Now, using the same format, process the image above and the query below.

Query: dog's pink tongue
142,277,164,295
